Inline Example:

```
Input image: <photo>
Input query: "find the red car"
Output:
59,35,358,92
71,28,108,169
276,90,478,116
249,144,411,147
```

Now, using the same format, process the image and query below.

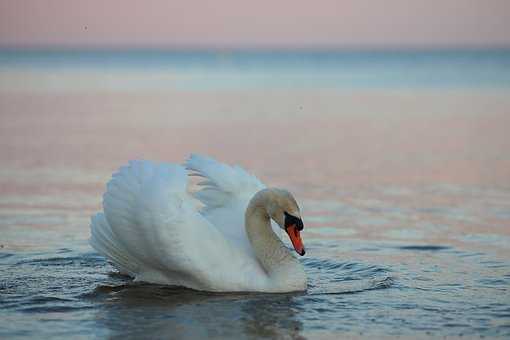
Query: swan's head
265,188,306,256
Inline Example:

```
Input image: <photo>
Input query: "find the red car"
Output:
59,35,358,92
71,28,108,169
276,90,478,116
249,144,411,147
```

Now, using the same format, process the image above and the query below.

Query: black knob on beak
284,212,304,231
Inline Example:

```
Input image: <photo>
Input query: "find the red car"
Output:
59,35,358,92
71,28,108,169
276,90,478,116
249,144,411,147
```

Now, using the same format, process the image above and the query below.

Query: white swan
90,155,307,292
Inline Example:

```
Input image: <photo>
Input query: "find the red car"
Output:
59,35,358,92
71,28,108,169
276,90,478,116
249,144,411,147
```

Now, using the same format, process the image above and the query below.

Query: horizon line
1,43,510,54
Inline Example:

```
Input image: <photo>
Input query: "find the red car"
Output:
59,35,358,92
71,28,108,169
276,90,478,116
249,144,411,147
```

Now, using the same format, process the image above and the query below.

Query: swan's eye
284,212,304,231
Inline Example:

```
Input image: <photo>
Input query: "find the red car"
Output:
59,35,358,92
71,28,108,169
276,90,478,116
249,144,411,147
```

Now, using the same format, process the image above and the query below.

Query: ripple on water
397,245,451,251
1,241,510,338
303,257,394,295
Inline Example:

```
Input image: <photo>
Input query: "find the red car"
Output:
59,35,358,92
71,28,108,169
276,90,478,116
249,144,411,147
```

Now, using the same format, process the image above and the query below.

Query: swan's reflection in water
241,294,305,340
92,283,305,339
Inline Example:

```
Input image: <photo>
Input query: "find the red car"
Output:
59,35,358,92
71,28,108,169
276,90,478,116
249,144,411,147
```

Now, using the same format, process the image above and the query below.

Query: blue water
1,181,510,338
1,49,510,90
1,229,509,338
1,49,510,338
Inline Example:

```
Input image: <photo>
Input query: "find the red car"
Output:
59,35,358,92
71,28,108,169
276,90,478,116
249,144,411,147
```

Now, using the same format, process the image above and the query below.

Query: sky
1,0,510,49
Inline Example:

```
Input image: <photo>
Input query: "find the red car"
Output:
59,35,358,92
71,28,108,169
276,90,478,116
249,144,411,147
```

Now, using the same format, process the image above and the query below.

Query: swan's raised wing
186,154,266,212
90,160,257,290
185,154,266,246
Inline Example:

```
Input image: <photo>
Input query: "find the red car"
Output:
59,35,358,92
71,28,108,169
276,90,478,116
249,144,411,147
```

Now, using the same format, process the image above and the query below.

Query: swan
90,154,307,292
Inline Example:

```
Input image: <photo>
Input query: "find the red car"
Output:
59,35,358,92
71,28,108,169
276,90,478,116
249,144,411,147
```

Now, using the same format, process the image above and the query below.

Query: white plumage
90,155,307,292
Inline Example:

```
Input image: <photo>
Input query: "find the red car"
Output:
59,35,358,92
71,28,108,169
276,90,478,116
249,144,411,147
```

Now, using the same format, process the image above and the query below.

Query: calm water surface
1,51,510,339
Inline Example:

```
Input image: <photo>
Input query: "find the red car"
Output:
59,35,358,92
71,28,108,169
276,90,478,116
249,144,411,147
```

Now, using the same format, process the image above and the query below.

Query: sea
1,49,510,339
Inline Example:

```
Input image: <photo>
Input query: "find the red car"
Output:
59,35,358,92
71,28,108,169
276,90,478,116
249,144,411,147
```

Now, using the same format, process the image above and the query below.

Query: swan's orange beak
285,225,305,256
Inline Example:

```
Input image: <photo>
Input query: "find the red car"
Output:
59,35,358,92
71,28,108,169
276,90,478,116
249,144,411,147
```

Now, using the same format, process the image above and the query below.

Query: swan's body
90,155,307,292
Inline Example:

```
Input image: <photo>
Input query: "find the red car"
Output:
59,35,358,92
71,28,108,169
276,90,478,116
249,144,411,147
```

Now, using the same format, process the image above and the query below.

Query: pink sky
1,0,510,49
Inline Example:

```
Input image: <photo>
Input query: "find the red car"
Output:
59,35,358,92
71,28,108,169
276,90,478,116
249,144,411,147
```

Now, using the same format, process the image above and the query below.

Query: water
1,49,510,91
1,50,510,338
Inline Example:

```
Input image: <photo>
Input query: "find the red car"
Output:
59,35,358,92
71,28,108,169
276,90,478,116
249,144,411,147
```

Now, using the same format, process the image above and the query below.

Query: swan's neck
245,190,306,291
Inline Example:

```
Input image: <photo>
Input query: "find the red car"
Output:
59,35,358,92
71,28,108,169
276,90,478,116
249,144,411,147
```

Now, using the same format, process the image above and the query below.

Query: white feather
185,154,268,250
